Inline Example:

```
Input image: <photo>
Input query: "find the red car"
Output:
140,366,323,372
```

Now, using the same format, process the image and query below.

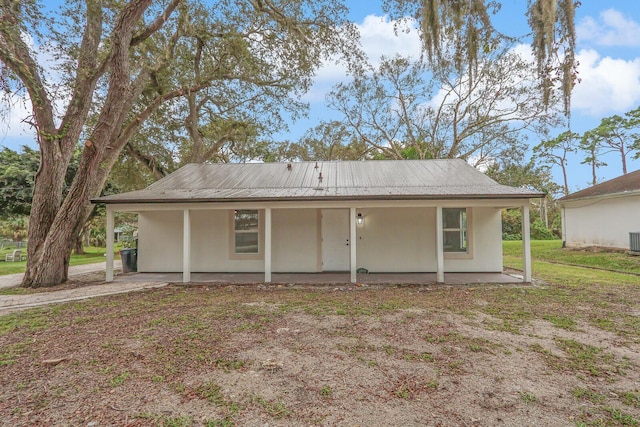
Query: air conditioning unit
630,232,640,253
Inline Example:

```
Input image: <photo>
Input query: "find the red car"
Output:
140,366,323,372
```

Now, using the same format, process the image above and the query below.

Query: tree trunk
21,0,153,287
23,141,108,287
74,233,85,255
561,162,570,196
22,143,74,286
590,147,597,186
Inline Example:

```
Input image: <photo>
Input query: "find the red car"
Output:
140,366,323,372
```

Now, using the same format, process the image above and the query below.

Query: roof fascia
559,189,640,206
105,198,534,213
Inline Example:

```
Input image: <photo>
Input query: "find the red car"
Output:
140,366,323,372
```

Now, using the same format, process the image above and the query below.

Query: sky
301,0,640,192
2,1,640,193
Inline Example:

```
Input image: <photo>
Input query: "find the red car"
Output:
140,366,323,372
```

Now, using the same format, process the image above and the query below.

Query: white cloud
577,9,640,47
0,94,36,144
357,15,422,65
305,14,422,103
572,49,640,116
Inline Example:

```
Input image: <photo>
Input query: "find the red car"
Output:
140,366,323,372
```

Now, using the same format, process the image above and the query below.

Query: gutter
92,193,544,205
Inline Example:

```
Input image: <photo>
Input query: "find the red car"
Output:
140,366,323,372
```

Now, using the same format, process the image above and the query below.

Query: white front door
321,209,350,271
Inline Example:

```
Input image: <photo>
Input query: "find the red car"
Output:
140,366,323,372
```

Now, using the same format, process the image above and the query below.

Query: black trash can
120,248,138,273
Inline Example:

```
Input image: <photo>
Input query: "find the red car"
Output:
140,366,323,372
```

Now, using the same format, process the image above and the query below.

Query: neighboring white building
559,170,640,250
93,160,542,283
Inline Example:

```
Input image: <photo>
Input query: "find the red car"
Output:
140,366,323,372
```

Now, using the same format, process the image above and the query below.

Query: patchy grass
1,243,640,425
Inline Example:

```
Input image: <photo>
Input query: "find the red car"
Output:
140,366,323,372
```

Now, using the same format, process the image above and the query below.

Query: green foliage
2,0,359,287
486,158,560,195
533,131,579,196
501,210,522,240
582,111,637,174
0,146,86,218
530,218,555,240
577,105,640,185
279,121,370,161
110,0,360,187
0,146,39,218
0,216,28,241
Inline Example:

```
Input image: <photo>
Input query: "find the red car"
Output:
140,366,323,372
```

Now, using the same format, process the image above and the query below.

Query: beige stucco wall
138,211,183,272
139,210,265,272
563,194,640,249
272,209,319,272
138,209,319,273
138,206,503,273
356,207,436,272
444,207,503,272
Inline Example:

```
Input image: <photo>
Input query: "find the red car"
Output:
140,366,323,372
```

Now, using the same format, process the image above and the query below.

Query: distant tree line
534,106,640,195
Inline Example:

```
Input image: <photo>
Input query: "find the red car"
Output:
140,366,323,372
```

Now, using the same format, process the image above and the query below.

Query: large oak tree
0,0,354,287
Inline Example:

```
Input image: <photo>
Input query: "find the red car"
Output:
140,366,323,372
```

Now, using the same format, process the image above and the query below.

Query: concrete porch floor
113,271,524,285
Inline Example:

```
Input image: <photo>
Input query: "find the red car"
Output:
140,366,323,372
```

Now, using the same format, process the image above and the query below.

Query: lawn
504,240,640,275
1,242,640,426
0,246,115,276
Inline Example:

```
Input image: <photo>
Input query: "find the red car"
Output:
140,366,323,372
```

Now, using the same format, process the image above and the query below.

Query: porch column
435,206,444,283
106,207,114,282
521,203,532,283
350,207,357,283
560,205,567,247
183,209,191,283
265,207,272,283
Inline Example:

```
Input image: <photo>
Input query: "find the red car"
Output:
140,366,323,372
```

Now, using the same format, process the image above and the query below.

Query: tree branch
130,0,180,46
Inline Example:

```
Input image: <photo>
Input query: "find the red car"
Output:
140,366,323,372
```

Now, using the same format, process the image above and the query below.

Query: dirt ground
1,282,639,426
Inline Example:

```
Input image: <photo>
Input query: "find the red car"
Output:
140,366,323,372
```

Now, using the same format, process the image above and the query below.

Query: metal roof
559,169,640,202
93,159,543,204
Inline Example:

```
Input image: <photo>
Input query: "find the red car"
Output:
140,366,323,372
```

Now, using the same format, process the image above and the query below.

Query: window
234,210,259,254
443,208,468,253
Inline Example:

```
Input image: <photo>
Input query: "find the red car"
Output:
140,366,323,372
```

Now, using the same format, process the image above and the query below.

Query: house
93,160,542,283
113,227,126,243
558,170,640,250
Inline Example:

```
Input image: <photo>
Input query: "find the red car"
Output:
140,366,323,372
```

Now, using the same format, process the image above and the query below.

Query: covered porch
104,201,534,285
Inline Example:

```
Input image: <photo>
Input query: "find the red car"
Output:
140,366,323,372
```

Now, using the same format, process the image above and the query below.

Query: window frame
442,207,473,259
228,209,264,260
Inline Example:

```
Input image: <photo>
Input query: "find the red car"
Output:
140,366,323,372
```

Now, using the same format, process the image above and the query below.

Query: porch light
357,213,364,226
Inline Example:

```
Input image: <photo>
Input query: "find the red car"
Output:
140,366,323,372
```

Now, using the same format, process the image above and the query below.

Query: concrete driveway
0,260,168,315
0,260,123,290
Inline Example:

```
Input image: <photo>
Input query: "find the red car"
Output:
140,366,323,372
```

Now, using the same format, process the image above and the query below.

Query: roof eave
92,193,542,205
558,189,640,204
